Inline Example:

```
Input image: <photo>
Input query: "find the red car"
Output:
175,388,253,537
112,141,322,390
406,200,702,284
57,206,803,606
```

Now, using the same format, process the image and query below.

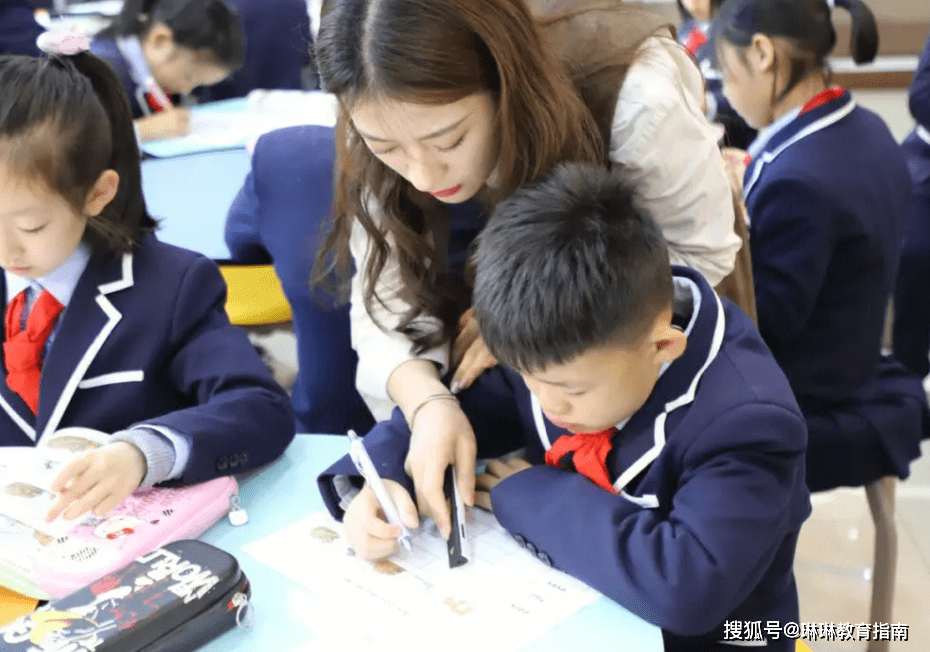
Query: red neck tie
683,27,708,57
544,427,618,493
4,289,64,414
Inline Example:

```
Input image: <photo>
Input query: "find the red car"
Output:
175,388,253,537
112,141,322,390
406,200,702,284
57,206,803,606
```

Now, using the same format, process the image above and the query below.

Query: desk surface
141,148,251,260
198,434,664,652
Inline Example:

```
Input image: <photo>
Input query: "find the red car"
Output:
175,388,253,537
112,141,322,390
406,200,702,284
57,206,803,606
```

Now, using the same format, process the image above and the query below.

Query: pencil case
0,539,251,652
0,475,242,600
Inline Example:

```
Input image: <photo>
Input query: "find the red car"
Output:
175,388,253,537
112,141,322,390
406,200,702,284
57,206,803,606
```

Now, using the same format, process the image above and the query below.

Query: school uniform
744,87,930,492
90,37,149,119
320,267,810,651
0,0,44,56
893,33,930,377
90,37,180,119
679,18,757,150
225,125,371,435
227,125,485,431
0,233,296,486
195,0,311,102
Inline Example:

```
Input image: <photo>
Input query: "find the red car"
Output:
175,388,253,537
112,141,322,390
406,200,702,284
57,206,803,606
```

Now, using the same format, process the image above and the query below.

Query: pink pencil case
0,477,240,600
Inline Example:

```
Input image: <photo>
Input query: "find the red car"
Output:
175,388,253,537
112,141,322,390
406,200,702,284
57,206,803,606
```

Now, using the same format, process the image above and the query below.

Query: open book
0,428,237,600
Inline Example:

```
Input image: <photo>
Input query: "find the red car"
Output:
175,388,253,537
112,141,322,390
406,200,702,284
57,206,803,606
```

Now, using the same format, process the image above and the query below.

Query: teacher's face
349,93,498,203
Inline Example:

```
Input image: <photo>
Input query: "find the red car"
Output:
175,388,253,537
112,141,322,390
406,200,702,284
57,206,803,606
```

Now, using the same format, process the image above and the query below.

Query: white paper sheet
241,510,598,652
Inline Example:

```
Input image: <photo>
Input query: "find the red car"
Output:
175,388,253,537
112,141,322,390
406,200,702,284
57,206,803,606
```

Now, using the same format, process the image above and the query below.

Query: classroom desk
198,434,665,652
141,149,251,260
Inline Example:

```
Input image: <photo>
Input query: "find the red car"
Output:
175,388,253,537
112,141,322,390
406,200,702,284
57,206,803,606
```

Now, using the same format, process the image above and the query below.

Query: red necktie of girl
4,289,64,414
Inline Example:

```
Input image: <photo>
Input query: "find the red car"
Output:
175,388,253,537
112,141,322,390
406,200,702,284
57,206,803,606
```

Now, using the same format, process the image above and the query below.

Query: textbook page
241,509,599,652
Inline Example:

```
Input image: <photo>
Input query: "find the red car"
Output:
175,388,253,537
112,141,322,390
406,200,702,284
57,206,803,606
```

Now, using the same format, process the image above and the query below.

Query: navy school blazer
0,0,44,57
319,267,810,651
225,124,373,435
89,38,147,119
195,0,311,102
744,89,930,488
0,233,296,484
902,32,930,192
679,18,757,150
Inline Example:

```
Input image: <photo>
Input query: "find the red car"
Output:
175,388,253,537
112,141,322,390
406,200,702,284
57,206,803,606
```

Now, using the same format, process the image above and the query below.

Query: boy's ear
748,33,776,73
650,309,688,366
84,169,120,217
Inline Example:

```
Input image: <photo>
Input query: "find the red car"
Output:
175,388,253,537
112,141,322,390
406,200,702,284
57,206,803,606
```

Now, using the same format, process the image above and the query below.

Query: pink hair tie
36,31,91,56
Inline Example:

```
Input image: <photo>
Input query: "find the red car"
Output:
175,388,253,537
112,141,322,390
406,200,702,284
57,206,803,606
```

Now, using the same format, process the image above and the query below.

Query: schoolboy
318,163,810,651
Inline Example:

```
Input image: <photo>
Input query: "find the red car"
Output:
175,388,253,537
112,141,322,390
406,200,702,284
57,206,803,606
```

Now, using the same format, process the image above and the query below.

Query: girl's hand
136,107,191,142
474,458,533,511
45,442,147,522
450,308,498,393
344,481,419,560
404,399,477,538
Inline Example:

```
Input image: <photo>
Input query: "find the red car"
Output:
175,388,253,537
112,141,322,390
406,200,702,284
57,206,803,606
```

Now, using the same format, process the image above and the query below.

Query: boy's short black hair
473,163,673,374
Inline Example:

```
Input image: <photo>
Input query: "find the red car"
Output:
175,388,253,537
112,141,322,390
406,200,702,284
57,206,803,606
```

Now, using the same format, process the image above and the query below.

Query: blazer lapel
0,273,38,441
743,94,856,199
36,252,135,441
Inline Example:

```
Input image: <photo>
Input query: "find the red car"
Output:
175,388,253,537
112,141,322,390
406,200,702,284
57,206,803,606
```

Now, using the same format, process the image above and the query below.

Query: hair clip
36,31,91,57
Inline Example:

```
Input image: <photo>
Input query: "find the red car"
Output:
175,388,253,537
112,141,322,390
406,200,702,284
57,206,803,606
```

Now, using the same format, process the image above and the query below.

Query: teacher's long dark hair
312,0,667,353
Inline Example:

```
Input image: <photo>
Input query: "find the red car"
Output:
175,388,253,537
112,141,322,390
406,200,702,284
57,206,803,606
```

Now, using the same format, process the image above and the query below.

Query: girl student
676,0,756,149
712,0,929,491
0,40,295,521
892,31,930,379
91,0,245,142
313,0,745,535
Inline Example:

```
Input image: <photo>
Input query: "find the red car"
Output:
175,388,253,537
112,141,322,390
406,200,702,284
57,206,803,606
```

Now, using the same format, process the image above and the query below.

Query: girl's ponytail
69,51,156,251
832,0,878,64
98,0,157,37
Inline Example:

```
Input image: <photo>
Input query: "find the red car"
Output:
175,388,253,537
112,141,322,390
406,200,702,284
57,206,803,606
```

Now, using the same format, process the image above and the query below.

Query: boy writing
318,163,810,651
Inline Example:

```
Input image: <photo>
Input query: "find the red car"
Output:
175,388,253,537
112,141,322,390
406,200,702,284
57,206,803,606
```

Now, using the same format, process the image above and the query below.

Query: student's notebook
0,428,238,600
141,91,338,158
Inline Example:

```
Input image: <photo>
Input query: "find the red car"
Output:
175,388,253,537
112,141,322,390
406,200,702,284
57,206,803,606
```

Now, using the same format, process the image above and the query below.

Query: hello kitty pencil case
0,429,243,600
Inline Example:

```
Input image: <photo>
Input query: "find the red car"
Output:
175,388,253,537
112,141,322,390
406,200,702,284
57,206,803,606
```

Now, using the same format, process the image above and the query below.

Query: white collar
747,106,802,159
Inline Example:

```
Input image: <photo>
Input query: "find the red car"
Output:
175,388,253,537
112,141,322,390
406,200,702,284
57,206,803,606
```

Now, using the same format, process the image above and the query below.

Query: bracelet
408,392,459,429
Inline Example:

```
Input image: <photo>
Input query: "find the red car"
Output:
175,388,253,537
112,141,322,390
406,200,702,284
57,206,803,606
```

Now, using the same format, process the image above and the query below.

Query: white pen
347,430,413,552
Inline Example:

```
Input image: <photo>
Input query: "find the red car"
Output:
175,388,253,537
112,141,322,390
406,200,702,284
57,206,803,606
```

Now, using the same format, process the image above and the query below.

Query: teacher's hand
404,398,476,539
450,308,497,394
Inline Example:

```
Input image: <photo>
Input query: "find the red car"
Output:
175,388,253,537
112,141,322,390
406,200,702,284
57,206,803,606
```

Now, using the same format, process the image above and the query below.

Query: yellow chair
218,264,292,326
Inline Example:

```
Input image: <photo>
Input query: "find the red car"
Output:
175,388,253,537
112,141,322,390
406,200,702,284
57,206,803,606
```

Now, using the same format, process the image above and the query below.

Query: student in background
196,0,312,101
892,31,930,378
677,0,756,149
319,164,810,652
92,0,245,142
313,0,744,535
225,125,375,435
0,0,45,57
0,45,295,520
713,0,929,492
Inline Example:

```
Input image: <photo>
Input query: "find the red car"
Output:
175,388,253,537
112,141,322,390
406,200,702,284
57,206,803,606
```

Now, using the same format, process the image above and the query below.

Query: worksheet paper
241,510,599,652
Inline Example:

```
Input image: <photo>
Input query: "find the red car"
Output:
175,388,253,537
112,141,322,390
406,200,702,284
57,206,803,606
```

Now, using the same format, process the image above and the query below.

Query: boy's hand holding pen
345,431,420,560
345,430,471,567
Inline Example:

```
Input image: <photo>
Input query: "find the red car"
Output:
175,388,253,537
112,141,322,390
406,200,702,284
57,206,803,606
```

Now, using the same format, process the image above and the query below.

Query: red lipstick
431,185,462,198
